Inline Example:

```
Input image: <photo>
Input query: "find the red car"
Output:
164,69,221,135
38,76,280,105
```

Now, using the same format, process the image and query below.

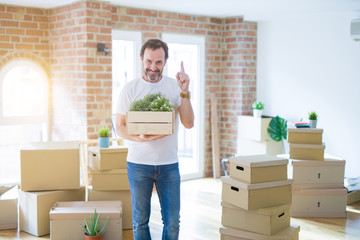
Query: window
111,30,141,134
0,59,49,184
162,34,205,180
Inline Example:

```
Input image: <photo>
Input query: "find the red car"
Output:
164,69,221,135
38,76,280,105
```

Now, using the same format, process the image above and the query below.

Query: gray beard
146,73,160,82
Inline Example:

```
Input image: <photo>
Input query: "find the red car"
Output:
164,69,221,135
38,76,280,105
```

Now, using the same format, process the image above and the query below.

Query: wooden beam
210,92,221,178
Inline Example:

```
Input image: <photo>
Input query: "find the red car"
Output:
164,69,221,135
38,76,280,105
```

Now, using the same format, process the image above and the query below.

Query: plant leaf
267,116,288,142
98,217,109,236
81,224,91,236
84,218,93,236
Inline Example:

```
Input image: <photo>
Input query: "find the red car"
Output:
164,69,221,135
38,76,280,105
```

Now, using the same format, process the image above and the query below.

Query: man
116,39,194,240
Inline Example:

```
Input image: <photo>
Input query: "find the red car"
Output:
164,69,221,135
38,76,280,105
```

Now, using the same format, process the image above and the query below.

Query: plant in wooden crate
98,127,110,148
127,93,175,135
81,208,109,240
267,116,288,153
308,111,318,128
252,100,264,118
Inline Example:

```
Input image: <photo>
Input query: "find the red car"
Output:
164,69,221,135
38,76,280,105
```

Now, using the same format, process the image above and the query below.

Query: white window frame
0,59,49,136
162,33,205,180
111,30,142,80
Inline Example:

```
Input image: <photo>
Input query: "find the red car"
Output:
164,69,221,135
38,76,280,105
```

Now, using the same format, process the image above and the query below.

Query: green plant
98,127,110,138
252,100,264,110
308,111,318,120
81,208,109,236
267,116,287,142
130,93,174,112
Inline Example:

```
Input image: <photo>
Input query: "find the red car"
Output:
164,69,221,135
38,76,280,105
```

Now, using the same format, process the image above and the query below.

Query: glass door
162,34,205,180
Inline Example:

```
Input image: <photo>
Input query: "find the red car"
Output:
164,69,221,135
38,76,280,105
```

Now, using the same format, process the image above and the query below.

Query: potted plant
267,116,288,153
81,208,109,240
308,111,318,128
98,127,110,148
252,100,264,118
127,93,175,135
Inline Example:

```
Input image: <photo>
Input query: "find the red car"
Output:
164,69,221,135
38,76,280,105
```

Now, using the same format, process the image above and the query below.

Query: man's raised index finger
180,61,185,73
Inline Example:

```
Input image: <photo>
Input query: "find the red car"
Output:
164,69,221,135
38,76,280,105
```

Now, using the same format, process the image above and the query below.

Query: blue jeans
127,162,180,240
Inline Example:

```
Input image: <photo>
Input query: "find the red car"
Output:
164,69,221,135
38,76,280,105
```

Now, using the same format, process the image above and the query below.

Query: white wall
257,12,360,178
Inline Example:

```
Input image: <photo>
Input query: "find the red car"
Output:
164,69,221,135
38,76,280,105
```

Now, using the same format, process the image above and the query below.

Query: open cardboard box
50,201,122,240
0,185,18,230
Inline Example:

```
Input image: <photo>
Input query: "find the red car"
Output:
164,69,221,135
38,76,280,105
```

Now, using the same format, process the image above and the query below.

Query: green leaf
84,218,92,236
81,224,91,236
98,217,109,235
129,93,173,112
267,116,288,142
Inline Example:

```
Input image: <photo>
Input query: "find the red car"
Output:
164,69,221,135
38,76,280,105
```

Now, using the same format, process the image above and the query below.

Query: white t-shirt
116,76,182,165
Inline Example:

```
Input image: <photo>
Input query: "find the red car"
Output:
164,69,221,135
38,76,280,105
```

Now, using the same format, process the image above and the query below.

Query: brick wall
0,5,50,82
0,1,257,177
220,17,257,162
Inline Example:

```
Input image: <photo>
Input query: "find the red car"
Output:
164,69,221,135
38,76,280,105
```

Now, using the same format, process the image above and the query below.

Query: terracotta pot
84,233,103,240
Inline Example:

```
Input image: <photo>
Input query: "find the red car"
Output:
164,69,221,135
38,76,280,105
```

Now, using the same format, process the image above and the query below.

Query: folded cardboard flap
0,186,18,200
50,201,122,220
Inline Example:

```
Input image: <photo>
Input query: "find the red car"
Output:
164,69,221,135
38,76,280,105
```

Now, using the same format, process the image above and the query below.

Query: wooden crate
126,111,175,135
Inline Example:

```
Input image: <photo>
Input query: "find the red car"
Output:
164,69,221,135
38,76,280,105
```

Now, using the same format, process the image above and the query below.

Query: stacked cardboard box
237,116,282,156
87,146,132,229
50,201,122,240
19,141,86,236
288,128,347,217
220,155,300,239
0,185,18,230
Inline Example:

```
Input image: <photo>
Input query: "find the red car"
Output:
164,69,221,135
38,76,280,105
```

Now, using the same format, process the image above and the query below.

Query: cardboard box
292,158,345,187
289,143,325,161
219,225,300,240
89,146,128,170
237,115,272,142
50,201,122,240
222,201,290,236
221,176,292,210
347,190,360,205
0,186,18,230
20,141,80,192
291,188,347,217
126,111,175,135
288,128,323,144
92,169,130,191
87,186,132,229
237,138,282,156
229,155,288,184
19,187,85,236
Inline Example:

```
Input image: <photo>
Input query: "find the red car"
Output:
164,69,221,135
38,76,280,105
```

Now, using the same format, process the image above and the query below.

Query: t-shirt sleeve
116,85,131,115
